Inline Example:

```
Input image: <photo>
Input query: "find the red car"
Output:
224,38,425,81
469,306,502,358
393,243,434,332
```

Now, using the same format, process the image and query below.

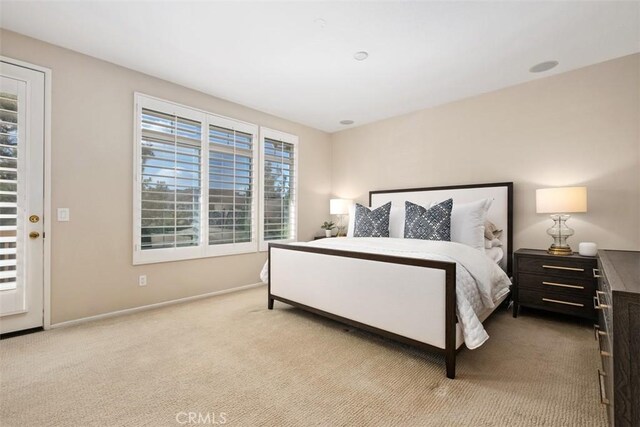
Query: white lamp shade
536,187,587,214
330,198,351,215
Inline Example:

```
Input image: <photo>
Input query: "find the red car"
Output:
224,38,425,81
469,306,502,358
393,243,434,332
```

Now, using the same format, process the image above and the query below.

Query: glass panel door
0,61,45,334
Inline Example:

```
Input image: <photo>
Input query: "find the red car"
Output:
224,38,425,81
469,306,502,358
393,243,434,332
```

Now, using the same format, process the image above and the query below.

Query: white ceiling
1,1,638,132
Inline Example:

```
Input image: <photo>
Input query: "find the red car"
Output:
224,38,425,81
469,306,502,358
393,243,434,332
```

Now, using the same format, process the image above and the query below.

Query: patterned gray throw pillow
353,202,392,237
404,199,453,241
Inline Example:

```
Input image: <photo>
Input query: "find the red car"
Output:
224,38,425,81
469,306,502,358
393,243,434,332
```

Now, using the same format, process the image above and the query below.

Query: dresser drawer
596,258,611,295
518,273,596,298
596,322,612,362
597,328,615,423
596,289,613,333
517,256,597,280
598,366,615,424
597,304,612,344
518,287,595,319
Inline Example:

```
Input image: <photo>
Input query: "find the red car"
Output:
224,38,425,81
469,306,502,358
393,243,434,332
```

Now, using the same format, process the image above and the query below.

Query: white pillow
452,198,492,252
347,203,356,237
389,206,404,238
432,198,492,252
347,203,403,238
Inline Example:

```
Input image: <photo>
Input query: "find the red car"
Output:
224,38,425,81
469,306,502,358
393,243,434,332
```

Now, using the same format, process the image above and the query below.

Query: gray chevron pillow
404,199,453,241
353,202,391,237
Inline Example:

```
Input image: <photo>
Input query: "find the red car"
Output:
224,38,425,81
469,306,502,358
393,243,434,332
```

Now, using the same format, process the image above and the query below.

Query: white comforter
260,238,512,349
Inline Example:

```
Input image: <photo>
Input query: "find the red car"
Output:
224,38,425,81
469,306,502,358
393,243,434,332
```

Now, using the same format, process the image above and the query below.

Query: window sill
133,242,259,265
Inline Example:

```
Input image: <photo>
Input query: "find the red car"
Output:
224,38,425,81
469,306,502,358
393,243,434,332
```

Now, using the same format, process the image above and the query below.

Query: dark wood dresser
595,250,639,427
513,248,598,320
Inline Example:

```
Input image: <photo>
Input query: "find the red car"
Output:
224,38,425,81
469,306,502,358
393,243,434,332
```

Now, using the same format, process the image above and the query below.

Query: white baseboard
49,282,266,330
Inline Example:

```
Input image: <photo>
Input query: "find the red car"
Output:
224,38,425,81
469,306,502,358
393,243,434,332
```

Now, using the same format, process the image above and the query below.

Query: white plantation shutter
140,108,202,251
134,94,260,264
208,124,255,247
0,91,18,291
259,128,298,251
262,139,294,239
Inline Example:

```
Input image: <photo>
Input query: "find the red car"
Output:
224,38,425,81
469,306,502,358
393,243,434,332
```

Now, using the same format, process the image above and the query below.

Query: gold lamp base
547,245,573,256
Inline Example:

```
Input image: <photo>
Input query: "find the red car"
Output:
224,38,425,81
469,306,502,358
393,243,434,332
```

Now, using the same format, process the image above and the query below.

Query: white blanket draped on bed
260,238,512,350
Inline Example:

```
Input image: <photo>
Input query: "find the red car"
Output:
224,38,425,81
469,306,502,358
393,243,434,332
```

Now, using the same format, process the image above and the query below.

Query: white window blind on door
208,124,255,248
260,128,298,251
0,89,19,291
138,107,202,255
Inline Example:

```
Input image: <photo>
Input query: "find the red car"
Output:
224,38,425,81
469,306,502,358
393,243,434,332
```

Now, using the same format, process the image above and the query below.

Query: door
0,61,45,334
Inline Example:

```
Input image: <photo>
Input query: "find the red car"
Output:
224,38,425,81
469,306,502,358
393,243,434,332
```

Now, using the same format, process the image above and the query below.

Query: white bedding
485,246,504,264
261,238,512,349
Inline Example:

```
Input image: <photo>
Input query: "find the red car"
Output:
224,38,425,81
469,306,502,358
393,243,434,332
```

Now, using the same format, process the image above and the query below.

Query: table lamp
330,198,352,237
536,186,587,255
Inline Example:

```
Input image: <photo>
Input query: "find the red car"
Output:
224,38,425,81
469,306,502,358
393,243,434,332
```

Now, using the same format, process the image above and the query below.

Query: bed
266,182,513,379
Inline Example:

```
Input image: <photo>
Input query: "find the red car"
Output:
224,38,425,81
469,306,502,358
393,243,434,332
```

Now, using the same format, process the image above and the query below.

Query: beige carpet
1,286,606,426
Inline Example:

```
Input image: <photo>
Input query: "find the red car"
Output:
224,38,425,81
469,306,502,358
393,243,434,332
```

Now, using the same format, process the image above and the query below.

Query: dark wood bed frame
268,182,514,379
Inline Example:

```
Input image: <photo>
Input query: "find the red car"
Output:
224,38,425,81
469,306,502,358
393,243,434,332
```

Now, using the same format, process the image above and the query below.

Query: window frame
258,127,299,252
205,115,259,258
133,93,259,265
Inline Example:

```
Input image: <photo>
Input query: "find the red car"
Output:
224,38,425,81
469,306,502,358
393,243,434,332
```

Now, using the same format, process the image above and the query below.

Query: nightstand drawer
517,256,596,280
518,287,595,319
518,273,596,298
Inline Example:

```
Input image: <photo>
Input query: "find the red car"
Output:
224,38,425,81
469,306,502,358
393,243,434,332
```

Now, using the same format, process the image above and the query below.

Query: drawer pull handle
593,293,610,310
542,265,584,272
593,324,607,341
600,351,611,357
593,268,603,278
598,370,610,405
542,281,584,290
542,298,584,307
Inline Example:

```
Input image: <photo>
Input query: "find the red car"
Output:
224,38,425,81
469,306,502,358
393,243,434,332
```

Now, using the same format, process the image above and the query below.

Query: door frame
0,56,52,330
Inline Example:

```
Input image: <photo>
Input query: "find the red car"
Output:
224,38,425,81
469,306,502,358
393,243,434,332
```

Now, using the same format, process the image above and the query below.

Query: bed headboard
369,182,514,276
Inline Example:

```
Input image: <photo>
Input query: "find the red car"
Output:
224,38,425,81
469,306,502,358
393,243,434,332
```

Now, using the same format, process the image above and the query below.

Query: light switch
57,208,70,222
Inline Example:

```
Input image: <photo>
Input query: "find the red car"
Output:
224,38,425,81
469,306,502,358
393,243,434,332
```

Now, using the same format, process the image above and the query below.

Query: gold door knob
29,215,40,223
29,231,40,239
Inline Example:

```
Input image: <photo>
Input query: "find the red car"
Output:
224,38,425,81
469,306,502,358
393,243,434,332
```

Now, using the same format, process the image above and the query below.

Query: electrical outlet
138,275,147,287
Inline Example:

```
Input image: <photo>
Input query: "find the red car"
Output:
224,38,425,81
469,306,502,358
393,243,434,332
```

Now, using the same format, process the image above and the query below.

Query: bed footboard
267,243,457,379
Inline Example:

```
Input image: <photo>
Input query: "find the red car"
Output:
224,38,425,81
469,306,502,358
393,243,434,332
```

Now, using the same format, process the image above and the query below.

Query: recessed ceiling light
340,120,354,125
353,51,369,61
529,60,559,73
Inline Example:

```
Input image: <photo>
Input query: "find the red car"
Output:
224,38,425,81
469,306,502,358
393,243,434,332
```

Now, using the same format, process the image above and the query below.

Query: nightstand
513,248,598,320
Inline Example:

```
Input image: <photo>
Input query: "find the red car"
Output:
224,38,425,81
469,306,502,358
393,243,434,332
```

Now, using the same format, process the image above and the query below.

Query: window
207,117,258,256
259,128,298,251
134,98,205,264
133,94,258,264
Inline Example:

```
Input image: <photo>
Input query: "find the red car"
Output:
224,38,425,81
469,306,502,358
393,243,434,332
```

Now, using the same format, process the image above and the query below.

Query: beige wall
0,30,332,324
331,54,640,252
2,28,638,325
